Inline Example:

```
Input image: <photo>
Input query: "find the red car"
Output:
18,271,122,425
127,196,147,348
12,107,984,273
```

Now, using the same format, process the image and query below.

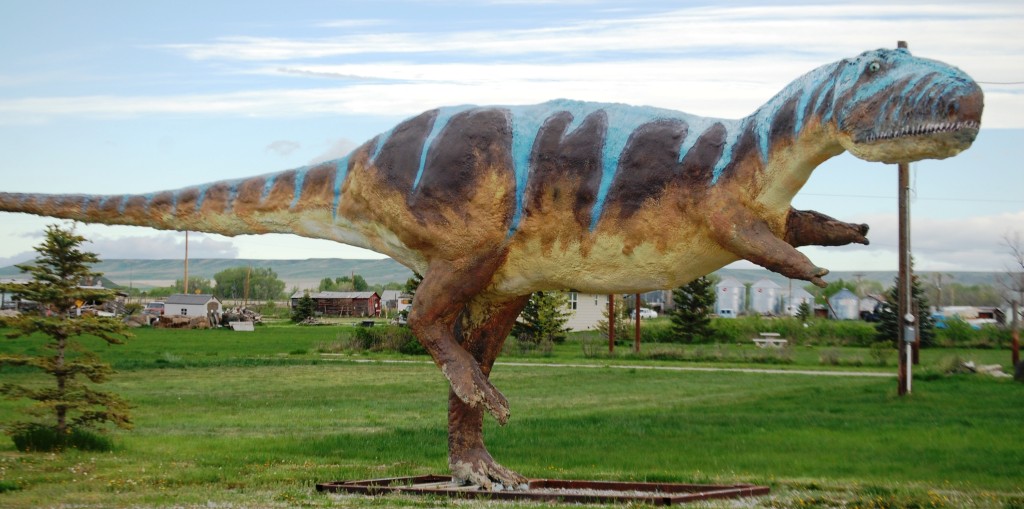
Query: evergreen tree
671,276,716,343
291,291,316,323
511,291,571,345
875,274,936,347
796,301,812,321
0,224,132,448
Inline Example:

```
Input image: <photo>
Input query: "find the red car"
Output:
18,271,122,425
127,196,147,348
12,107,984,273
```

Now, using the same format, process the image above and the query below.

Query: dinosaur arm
784,208,869,247
710,208,829,287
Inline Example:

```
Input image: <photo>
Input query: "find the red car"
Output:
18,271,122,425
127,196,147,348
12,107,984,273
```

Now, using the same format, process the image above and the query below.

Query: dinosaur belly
490,232,736,296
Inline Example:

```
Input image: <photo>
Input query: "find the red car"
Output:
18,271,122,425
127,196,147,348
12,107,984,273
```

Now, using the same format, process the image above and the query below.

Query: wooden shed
290,291,381,317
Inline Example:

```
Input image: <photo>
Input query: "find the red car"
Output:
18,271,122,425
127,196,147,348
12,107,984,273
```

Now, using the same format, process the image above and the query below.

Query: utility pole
634,293,641,353
183,230,190,295
896,40,913,396
608,295,615,353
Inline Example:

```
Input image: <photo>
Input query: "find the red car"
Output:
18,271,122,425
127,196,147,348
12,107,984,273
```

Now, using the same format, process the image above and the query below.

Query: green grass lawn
1,325,1022,508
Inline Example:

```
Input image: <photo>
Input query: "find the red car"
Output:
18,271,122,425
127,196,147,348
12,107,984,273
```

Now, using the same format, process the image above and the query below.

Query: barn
290,291,382,317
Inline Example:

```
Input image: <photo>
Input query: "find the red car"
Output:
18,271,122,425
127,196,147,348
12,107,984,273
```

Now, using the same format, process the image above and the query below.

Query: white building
750,278,783,315
165,294,222,318
562,291,608,331
715,277,746,318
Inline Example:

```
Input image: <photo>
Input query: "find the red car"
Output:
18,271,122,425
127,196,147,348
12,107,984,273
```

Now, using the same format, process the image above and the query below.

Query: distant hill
0,257,1003,293
0,258,415,290
714,268,1002,289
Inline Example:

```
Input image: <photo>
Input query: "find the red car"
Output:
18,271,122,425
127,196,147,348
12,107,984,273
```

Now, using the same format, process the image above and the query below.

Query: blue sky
1,0,1022,273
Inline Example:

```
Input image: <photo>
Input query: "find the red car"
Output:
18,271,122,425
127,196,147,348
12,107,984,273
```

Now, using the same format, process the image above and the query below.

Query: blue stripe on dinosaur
413,106,473,190
332,155,351,221
371,130,392,163
261,174,278,201
194,183,211,212
290,166,309,209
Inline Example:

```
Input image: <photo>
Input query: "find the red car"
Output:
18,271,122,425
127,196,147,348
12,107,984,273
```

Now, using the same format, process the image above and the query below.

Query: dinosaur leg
448,295,531,490
408,257,512,424
710,211,830,287
784,208,869,247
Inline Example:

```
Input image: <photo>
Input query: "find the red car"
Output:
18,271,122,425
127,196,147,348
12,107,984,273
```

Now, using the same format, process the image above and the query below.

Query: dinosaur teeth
861,119,979,143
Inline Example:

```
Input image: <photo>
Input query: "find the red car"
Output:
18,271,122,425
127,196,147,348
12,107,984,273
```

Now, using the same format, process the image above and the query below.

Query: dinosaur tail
0,158,350,238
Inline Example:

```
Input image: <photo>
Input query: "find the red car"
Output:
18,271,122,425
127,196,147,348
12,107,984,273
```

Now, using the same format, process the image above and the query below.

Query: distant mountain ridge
0,258,1003,292
0,258,414,290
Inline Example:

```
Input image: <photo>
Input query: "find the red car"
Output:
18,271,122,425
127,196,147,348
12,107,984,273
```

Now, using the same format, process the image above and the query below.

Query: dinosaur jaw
843,120,980,164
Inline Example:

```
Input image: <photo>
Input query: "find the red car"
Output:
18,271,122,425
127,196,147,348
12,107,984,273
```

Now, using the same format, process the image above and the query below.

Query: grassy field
1,323,1022,508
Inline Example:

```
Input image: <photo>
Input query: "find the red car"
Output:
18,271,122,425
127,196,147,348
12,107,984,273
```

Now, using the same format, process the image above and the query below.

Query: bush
869,341,893,366
347,326,426,355
709,316,878,347
10,424,114,453
503,335,554,357
939,317,975,345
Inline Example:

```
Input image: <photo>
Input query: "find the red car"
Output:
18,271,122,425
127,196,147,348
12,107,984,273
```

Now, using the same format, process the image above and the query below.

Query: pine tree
0,224,132,449
796,301,812,322
875,274,936,347
291,291,316,322
512,291,571,345
671,276,716,343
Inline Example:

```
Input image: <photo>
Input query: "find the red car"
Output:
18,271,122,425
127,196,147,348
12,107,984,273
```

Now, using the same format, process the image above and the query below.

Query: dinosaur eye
868,61,881,73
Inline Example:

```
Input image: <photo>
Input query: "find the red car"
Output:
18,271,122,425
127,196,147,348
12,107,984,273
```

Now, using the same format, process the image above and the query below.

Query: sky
1,0,1022,275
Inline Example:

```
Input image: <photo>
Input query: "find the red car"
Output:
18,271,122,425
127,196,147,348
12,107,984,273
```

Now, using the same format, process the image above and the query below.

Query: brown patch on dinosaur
296,162,338,213
373,109,440,195
199,183,232,216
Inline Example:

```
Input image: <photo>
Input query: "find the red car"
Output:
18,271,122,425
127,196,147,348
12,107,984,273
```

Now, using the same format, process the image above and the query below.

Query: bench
752,332,787,348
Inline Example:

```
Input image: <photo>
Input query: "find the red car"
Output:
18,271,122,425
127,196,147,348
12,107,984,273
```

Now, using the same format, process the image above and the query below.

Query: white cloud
85,232,239,260
161,4,1023,62
266,140,301,156
797,211,1024,271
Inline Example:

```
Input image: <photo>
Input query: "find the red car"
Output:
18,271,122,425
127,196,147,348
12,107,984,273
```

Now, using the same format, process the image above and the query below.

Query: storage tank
828,288,860,320
750,278,782,315
715,277,746,318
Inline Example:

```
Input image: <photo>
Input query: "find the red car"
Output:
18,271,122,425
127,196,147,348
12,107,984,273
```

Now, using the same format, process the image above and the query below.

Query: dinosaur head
832,48,983,163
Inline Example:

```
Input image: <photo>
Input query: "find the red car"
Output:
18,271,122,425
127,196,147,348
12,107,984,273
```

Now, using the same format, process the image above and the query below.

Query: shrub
938,317,975,346
820,348,841,366
348,326,425,355
503,335,554,357
10,424,114,453
869,341,893,366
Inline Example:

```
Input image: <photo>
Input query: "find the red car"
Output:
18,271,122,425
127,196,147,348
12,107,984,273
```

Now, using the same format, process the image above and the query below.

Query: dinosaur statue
0,48,982,488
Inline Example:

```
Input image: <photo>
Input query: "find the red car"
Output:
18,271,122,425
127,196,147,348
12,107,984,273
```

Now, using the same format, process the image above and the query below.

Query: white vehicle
631,307,658,319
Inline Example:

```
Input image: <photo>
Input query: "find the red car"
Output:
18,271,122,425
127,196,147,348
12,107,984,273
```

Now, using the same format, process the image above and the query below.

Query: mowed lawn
0,325,1022,508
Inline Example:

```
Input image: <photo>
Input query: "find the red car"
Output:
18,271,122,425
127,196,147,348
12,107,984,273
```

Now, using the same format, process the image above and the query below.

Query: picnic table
752,332,787,348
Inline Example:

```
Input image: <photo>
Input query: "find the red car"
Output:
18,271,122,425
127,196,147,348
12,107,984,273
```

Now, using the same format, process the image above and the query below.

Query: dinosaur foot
809,267,830,288
450,446,528,491
442,349,510,425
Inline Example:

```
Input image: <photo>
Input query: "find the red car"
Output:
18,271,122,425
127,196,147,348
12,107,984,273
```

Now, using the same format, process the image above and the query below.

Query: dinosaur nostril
947,102,958,117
